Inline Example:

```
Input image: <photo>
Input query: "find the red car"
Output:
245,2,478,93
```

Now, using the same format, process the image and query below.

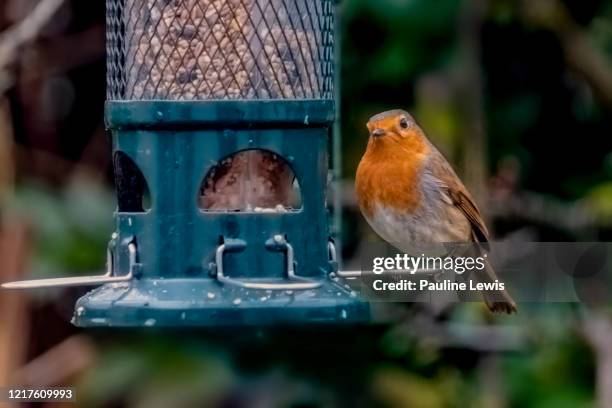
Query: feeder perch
2,0,370,326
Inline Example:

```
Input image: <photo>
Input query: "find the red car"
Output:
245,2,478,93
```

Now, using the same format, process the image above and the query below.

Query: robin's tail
476,257,517,314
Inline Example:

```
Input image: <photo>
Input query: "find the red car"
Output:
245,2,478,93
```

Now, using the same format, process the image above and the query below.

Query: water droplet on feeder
128,218,132,226
329,272,336,278
260,296,268,302
285,290,293,295
273,234,284,244
340,309,347,319
233,298,242,305
332,276,339,282
207,292,216,299
350,291,357,298
161,289,168,294
76,306,85,316
152,281,158,286
180,312,186,320
111,232,118,239
144,318,156,327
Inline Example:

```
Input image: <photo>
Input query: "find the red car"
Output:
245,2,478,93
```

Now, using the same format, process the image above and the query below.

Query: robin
355,109,517,314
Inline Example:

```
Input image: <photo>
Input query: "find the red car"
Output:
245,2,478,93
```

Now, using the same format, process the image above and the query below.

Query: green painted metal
74,100,369,327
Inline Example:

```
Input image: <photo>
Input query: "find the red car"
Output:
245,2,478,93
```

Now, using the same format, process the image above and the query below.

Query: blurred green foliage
5,178,113,280
79,337,234,408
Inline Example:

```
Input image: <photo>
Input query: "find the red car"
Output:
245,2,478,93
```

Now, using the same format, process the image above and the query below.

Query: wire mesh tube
107,0,334,211
107,0,334,100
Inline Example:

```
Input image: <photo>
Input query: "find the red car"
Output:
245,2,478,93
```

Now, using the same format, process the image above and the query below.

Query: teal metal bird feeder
3,0,369,326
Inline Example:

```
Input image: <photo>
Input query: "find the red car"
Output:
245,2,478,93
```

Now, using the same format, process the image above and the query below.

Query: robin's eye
399,117,409,129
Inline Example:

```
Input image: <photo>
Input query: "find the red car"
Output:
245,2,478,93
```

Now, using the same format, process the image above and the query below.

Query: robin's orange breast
355,133,430,219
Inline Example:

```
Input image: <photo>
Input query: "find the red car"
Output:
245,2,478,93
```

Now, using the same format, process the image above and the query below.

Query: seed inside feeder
199,150,301,211
124,0,328,100
118,0,329,211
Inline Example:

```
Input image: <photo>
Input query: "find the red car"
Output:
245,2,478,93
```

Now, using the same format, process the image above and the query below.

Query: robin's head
367,109,418,140
364,109,427,158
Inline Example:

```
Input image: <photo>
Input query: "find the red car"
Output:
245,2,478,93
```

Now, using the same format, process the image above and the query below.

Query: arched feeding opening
198,149,302,212
113,151,151,212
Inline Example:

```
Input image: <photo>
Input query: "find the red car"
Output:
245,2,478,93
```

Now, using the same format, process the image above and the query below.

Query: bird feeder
3,0,369,326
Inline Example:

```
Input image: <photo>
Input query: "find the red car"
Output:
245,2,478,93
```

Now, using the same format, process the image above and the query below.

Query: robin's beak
371,128,385,137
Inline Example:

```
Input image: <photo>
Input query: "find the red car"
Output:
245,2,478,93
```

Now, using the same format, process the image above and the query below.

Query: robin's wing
428,149,490,244
426,146,516,313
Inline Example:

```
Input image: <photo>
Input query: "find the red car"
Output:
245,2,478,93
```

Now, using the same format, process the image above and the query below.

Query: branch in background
0,98,14,201
456,0,488,205
12,335,96,387
519,0,612,110
0,0,66,93
488,191,595,233
477,356,508,408
0,222,31,387
582,314,612,408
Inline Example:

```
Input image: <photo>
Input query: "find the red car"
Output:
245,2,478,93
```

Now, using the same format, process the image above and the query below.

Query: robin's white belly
365,201,471,252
